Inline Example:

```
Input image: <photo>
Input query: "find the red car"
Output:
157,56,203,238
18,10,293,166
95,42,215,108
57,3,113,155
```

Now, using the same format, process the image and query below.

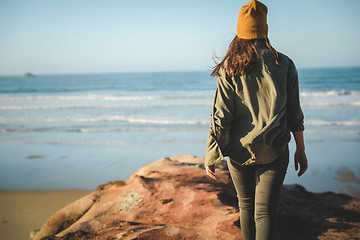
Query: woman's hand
292,131,308,177
206,165,216,180
294,149,308,177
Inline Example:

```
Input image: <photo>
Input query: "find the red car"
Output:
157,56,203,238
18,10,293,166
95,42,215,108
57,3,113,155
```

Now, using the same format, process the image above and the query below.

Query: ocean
0,68,359,197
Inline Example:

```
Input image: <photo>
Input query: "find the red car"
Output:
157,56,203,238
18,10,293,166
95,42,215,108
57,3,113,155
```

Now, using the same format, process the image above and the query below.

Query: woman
204,0,308,239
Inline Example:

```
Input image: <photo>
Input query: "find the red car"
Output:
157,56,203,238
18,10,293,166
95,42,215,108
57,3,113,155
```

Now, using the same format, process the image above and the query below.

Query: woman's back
213,40,304,166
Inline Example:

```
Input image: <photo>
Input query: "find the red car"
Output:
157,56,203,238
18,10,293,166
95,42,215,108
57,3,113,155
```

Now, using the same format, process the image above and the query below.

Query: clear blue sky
1,0,360,75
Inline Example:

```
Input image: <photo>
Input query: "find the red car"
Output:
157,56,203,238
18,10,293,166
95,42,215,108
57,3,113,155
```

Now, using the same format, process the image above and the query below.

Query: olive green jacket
205,42,304,167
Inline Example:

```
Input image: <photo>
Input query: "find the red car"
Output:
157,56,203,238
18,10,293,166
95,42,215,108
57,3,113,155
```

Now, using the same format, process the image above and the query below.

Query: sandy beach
0,190,92,240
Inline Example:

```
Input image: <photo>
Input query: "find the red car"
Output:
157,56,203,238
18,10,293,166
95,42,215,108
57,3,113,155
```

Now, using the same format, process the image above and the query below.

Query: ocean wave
1,90,359,102
305,129,360,134
5,139,132,146
0,126,204,133
305,119,360,126
0,95,164,101
301,101,360,107
2,126,358,135
300,90,360,98
0,115,358,127
0,92,213,101
1,100,359,110
0,115,209,125
0,103,212,111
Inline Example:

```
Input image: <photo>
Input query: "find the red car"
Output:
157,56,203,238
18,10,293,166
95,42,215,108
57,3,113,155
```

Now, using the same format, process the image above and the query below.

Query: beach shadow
277,185,360,239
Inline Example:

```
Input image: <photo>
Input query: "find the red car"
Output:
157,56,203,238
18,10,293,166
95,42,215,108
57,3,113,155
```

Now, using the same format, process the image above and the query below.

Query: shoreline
0,189,92,240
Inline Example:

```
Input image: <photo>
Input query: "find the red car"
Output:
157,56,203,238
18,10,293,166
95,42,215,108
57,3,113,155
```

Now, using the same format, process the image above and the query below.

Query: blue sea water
0,68,359,197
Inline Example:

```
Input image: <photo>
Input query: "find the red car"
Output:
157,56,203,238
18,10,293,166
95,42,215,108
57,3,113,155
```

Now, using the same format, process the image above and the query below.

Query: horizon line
1,65,360,77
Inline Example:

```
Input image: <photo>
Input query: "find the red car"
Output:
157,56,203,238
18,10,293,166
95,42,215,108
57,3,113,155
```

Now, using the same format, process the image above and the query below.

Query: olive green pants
227,145,289,240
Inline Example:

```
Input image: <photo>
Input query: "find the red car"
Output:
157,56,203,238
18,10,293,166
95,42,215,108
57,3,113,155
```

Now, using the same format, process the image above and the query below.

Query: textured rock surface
32,155,360,240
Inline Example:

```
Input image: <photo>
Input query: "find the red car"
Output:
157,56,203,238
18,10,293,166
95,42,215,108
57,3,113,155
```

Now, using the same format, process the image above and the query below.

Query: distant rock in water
32,155,360,240
23,72,36,78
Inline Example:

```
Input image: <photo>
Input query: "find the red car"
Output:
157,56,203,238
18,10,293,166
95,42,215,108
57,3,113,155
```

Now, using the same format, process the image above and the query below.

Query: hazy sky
1,0,360,75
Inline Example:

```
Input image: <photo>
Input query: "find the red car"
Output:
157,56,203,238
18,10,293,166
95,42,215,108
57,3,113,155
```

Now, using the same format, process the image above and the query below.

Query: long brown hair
210,36,280,78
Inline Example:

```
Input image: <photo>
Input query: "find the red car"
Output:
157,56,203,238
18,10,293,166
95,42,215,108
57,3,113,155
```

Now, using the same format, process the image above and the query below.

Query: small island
22,72,36,78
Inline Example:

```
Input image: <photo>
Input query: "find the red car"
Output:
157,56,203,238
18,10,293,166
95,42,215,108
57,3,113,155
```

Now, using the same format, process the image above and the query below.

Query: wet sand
0,190,92,240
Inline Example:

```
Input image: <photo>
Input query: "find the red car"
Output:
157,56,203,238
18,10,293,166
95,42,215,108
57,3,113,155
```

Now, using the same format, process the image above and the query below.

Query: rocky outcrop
32,155,360,240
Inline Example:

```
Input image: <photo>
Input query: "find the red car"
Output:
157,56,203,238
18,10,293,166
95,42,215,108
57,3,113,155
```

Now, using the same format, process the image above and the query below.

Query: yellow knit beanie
236,0,268,39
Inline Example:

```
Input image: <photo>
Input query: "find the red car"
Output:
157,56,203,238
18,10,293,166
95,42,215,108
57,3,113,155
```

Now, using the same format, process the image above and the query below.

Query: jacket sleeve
213,69,235,133
287,60,305,132
205,70,235,167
